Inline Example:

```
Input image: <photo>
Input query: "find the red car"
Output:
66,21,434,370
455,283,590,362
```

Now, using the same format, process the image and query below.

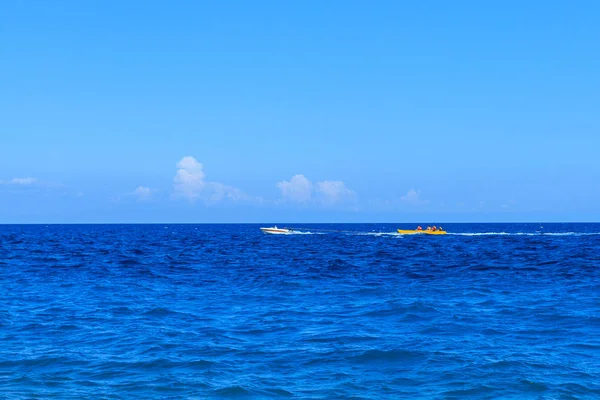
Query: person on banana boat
417,225,443,232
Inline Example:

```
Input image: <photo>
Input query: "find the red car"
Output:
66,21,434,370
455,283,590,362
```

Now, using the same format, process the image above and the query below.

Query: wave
448,232,600,236
353,232,404,237
352,349,425,363
447,232,511,236
214,386,250,396
542,232,600,236
294,231,600,237
265,227,600,237
350,231,600,237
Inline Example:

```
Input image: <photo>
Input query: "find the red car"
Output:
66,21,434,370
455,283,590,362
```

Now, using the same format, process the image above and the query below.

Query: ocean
1,223,598,399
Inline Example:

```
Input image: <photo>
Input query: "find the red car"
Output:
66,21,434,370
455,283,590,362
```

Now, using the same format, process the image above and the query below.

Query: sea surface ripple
1,223,599,399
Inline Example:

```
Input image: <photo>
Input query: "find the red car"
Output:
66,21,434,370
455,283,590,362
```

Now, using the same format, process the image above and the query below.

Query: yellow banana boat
397,229,447,235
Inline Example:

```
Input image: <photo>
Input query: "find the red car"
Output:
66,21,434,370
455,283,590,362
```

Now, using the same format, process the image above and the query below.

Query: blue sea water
1,223,599,399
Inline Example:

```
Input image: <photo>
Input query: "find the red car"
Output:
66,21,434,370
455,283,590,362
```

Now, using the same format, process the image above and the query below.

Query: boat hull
397,229,447,235
260,227,292,235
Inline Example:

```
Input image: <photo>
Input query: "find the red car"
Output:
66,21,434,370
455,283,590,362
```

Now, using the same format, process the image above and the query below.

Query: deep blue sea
1,223,599,399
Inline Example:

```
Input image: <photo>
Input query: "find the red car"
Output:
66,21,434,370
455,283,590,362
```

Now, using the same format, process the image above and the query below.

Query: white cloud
400,188,429,205
0,177,37,185
133,186,153,201
206,182,243,202
177,156,205,173
12,177,36,185
315,180,355,205
174,156,206,200
277,174,354,205
277,174,313,203
173,156,243,203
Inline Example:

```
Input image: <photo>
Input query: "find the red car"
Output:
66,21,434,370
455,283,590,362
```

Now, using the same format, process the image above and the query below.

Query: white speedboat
260,226,292,235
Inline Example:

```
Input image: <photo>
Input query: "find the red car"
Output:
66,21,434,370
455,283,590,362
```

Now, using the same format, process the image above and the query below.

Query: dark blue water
1,223,599,399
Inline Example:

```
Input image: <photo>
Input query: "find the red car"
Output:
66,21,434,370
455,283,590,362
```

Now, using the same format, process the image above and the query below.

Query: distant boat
397,229,447,235
260,226,293,235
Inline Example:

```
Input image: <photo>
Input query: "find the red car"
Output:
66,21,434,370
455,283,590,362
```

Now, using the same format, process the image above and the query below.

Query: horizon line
1,221,598,225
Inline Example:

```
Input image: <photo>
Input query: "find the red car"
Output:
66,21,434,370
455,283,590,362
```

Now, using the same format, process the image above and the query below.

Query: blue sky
1,0,599,223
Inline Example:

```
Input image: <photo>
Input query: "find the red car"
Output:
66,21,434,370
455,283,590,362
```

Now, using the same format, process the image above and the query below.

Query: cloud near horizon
315,180,356,205
276,174,313,203
277,174,355,205
173,156,243,203
132,186,153,201
400,188,429,205
0,177,37,185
